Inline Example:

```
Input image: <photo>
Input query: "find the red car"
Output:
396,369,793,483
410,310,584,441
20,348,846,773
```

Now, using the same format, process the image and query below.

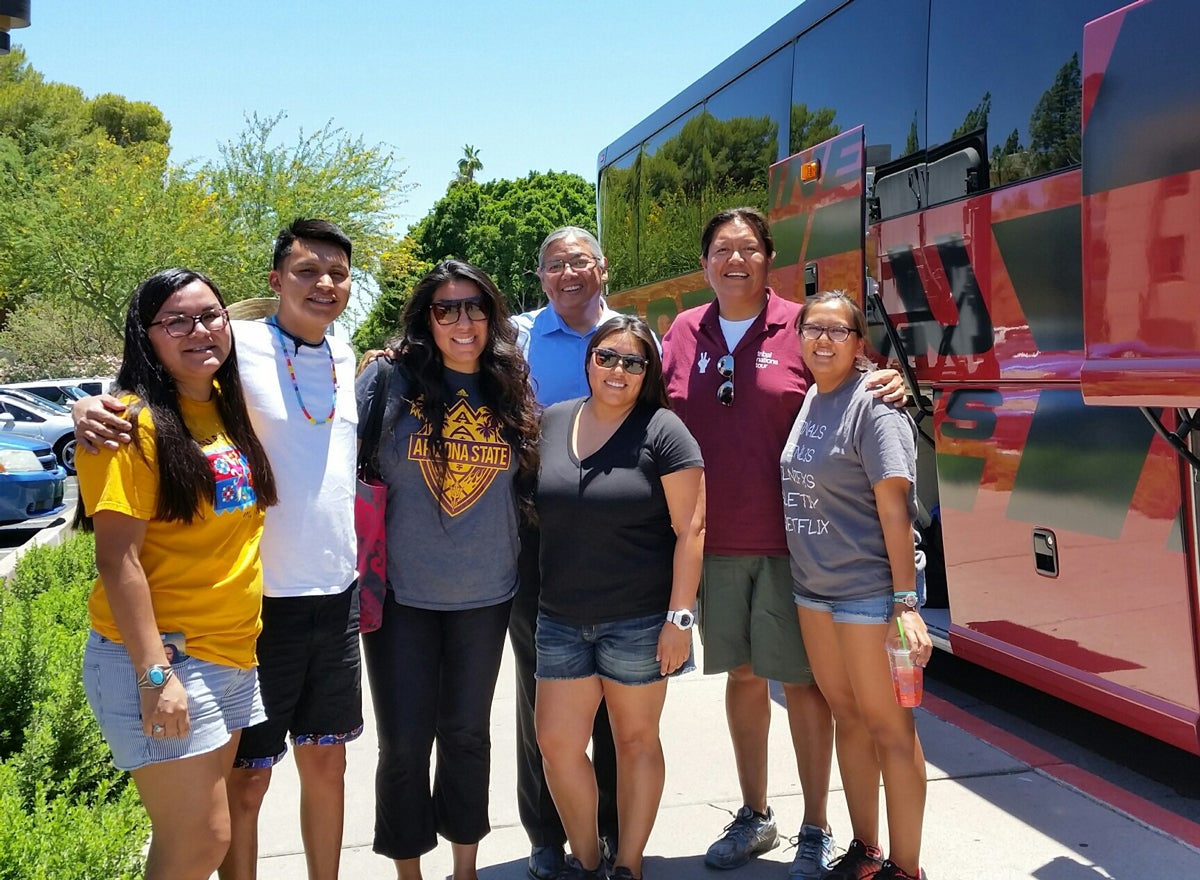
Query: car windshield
0,389,70,415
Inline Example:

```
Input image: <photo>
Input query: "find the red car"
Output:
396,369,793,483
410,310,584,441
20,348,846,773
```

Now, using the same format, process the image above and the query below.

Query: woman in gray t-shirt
780,291,932,880
355,260,540,880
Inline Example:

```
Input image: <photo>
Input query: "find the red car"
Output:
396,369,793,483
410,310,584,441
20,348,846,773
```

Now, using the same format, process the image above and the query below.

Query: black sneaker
529,845,566,880
872,859,926,880
704,805,779,869
556,855,608,880
825,838,884,880
609,867,641,880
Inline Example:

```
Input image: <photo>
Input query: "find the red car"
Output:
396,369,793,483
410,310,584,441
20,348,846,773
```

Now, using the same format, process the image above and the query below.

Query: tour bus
596,0,1200,754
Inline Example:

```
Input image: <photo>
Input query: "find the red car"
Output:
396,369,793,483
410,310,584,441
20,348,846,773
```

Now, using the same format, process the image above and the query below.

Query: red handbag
356,360,393,633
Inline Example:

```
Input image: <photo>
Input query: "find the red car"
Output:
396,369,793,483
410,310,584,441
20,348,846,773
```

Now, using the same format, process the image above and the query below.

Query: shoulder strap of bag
358,359,393,479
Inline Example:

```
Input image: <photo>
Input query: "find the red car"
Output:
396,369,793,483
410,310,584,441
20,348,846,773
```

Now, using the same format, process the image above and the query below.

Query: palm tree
456,144,483,185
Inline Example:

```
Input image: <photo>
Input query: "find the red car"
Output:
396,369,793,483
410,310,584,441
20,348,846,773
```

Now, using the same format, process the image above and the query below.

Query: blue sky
13,1,801,233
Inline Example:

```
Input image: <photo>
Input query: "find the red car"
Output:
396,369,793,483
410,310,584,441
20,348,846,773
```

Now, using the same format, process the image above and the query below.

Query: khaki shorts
697,554,814,685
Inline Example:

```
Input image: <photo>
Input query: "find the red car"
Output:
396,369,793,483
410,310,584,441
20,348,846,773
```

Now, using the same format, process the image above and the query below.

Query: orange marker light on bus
800,160,821,182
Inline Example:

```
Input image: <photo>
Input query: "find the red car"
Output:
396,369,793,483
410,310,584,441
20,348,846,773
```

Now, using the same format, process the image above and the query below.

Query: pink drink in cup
887,643,923,707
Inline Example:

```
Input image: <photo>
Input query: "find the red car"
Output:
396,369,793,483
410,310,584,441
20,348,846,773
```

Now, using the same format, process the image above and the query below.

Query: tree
904,113,920,156
0,110,412,336
1028,54,1081,174
88,93,171,147
952,92,992,139
455,144,483,186
468,171,596,312
0,54,412,361
194,112,411,302
0,49,90,163
789,103,839,154
357,169,596,337
0,140,226,331
351,237,432,351
0,300,120,381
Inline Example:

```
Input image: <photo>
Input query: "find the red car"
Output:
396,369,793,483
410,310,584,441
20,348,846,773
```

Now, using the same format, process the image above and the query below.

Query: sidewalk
255,639,1200,879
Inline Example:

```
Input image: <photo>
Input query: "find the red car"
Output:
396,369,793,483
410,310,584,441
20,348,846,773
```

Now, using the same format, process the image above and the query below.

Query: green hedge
0,534,148,879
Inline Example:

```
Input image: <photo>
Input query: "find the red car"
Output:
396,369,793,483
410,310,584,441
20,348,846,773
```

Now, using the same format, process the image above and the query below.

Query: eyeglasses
542,256,599,275
149,307,229,338
716,354,735,406
799,323,858,343
592,348,647,375
430,298,488,325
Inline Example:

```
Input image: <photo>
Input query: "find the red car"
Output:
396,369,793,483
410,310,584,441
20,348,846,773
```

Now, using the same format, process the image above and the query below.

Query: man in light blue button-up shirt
510,227,622,880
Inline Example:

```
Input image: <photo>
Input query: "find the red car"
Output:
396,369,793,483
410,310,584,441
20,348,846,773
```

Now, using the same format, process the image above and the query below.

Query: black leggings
362,596,513,859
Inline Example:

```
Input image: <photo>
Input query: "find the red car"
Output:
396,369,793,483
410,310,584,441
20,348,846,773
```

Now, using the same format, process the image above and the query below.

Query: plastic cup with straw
888,617,923,707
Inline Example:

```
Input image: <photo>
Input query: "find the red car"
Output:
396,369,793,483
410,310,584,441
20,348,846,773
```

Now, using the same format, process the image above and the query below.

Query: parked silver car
1,381,88,408
0,390,77,474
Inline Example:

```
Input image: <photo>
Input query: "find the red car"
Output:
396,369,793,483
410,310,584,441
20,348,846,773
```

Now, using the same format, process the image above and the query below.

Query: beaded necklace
269,319,337,425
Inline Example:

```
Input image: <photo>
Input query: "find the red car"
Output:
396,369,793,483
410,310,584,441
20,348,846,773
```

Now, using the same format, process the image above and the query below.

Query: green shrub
0,766,145,880
0,534,148,879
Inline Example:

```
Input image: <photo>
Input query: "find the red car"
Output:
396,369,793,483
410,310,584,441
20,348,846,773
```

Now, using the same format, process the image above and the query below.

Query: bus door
766,125,866,305
1079,0,1200,742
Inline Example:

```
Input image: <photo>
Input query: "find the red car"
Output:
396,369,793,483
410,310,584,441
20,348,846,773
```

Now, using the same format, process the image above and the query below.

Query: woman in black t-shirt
535,315,705,880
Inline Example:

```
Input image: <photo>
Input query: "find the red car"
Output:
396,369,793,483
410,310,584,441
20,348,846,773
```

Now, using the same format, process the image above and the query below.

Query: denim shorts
793,592,895,624
794,568,928,625
535,611,695,686
82,630,265,772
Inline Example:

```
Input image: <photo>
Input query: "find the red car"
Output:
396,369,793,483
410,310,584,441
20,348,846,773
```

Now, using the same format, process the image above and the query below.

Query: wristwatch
666,609,696,630
137,664,174,690
893,591,919,610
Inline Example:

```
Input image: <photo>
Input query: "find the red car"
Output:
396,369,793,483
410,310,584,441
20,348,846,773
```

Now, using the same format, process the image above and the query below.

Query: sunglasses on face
430,298,488,325
716,353,734,406
592,348,648,375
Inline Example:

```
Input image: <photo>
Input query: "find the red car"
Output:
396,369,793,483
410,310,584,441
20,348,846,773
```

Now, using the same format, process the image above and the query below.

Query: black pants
362,596,512,860
511,525,619,849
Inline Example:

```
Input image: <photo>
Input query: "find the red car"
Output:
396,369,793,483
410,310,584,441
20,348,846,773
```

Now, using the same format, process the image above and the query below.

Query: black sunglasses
716,354,734,406
430,298,488,325
592,348,648,375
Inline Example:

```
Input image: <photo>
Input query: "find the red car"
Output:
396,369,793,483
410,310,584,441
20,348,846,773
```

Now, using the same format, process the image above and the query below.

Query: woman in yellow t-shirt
77,268,278,880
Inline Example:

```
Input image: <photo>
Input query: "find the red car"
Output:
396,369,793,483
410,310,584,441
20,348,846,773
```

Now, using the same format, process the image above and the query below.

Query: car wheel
55,437,77,475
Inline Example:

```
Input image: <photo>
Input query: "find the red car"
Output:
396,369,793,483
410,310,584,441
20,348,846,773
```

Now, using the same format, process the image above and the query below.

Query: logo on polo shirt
756,350,779,369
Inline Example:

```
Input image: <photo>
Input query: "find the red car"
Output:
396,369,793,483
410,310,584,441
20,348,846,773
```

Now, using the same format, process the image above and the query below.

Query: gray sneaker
704,805,779,869
788,824,835,879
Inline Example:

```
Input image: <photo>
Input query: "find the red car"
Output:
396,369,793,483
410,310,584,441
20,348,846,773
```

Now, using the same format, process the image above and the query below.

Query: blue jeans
535,611,695,685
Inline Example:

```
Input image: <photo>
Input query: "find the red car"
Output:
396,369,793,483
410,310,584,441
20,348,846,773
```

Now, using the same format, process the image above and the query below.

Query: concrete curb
0,514,78,583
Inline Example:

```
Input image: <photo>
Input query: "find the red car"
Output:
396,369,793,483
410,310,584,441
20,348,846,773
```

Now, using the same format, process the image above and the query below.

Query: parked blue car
0,433,68,526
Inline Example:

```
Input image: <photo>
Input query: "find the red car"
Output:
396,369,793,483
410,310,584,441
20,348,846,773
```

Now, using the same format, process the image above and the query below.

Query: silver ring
152,724,165,734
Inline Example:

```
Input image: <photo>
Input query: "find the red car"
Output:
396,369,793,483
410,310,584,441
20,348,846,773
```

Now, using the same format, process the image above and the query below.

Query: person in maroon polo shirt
661,207,904,880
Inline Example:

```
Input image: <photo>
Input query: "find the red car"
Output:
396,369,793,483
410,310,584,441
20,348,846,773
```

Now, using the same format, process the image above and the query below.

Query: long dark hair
105,269,277,524
584,315,669,409
393,260,540,524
